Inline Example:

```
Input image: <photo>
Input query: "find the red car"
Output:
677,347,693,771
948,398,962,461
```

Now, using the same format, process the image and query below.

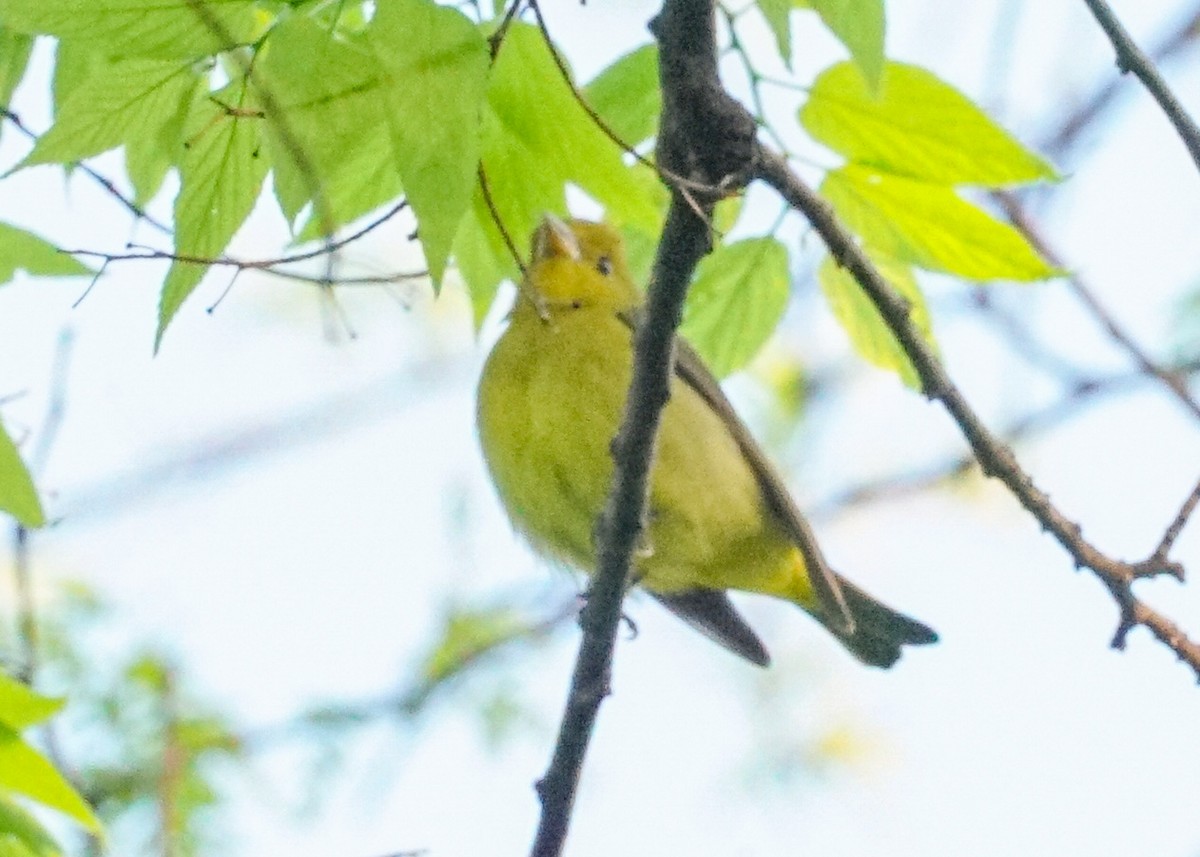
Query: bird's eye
596,256,613,276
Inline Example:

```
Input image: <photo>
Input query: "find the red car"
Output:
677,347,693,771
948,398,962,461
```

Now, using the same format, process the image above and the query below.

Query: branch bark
756,149,1200,676
994,191,1200,423
528,0,754,854
1078,0,1200,175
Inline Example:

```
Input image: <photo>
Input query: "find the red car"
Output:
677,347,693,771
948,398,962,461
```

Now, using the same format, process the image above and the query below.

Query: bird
476,214,936,667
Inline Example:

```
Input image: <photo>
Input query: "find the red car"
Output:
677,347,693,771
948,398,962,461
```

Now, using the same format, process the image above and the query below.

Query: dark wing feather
618,308,855,636
650,589,771,667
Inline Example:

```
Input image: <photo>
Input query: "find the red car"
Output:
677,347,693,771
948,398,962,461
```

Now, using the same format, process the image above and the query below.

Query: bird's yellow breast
477,304,799,596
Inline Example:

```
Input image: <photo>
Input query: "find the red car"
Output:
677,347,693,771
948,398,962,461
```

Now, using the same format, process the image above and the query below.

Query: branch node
1130,557,1186,582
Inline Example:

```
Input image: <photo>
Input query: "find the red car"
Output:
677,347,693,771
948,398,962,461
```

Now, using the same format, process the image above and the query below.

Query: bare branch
1078,0,1200,175
529,0,754,853
813,358,1200,518
995,191,1200,422
183,0,338,282
757,149,1200,676
61,200,422,285
1,108,173,236
1046,5,1200,158
1135,477,1200,579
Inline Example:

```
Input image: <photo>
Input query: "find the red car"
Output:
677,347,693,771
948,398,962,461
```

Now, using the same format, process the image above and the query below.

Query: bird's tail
822,576,937,668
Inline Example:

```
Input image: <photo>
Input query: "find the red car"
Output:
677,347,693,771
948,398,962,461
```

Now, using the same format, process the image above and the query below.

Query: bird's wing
618,308,855,636
649,588,771,667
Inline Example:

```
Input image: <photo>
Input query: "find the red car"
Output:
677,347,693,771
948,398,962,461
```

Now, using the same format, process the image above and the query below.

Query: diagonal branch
756,149,1200,677
1045,4,1200,158
1,108,173,236
1078,0,1200,175
528,0,754,854
994,191,1200,423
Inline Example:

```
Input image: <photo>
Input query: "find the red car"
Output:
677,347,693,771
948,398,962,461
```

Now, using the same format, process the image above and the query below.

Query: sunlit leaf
0,794,63,857
584,44,660,147
821,165,1057,282
367,0,488,284
454,23,660,323
0,0,265,59
796,0,885,91
0,725,100,833
819,253,934,386
681,237,790,378
756,0,792,66
0,420,44,528
802,61,1057,185
0,674,63,732
421,607,526,685
258,15,396,230
0,26,33,146
14,56,201,171
0,224,93,285
155,82,269,350
50,41,96,117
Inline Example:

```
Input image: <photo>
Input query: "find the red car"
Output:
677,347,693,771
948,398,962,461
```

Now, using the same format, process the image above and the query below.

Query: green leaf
0,0,265,60
421,607,525,685
291,152,403,244
367,0,488,285
797,0,885,91
0,26,33,145
258,15,396,230
50,41,97,117
0,420,44,528
0,794,63,857
15,56,202,170
757,0,792,66
0,725,100,833
124,69,196,205
0,675,62,731
821,165,1057,282
583,44,660,147
0,223,94,285
680,237,790,378
155,82,269,350
454,23,660,322
802,61,1058,185
819,253,934,386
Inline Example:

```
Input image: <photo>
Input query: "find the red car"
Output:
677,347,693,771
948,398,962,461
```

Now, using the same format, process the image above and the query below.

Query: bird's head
521,215,641,313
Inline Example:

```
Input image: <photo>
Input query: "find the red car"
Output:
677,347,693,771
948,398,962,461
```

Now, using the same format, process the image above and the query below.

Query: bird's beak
533,213,581,263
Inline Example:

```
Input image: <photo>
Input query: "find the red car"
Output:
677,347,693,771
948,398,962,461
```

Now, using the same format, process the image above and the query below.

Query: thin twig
183,0,338,282
1078,0,1200,174
995,191,1200,422
63,200,417,281
13,526,36,685
530,0,753,851
757,148,1200,675
525,0,720,213
488,0,526,59
1046,5,1200,157
475,164,526,280
1136,477,1200,577
813,358,1200,518
1,108,173,236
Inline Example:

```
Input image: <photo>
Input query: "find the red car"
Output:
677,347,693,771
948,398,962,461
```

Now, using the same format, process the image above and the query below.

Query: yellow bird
477,215,936,667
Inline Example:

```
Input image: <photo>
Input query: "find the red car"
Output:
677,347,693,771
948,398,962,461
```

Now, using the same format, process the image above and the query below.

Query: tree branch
61,200,423,287
994,191,1200,422
1045,4,1200,159
1078,0,1200,175
1,108,173,236
528,0,754,853
756,149,1200,676
813,358,1200,518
